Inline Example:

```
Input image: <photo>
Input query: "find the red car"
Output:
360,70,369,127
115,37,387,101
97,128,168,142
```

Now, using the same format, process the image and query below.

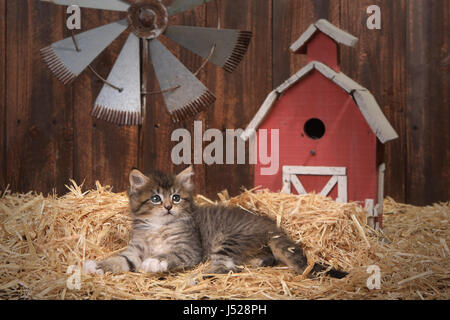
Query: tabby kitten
83,167,202,275
83,166,346,278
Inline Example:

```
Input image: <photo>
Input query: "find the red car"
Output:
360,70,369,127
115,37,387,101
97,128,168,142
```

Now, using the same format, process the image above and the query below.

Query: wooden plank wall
0,0,5,192
0,0,448,205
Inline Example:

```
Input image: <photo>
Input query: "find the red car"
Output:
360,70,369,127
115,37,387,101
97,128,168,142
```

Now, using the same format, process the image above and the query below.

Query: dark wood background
0,0,448,205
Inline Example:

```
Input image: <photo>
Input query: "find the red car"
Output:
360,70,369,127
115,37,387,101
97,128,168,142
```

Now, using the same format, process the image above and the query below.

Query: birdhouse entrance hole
304,118,326,140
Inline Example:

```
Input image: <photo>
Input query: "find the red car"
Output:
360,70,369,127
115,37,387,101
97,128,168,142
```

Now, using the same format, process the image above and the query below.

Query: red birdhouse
241,20,398,229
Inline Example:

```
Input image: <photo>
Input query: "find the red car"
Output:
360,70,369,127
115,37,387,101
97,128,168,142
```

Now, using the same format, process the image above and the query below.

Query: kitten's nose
164,203,173,211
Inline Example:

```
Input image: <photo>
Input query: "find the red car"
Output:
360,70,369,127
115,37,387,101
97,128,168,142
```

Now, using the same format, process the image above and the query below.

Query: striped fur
193,205,309,274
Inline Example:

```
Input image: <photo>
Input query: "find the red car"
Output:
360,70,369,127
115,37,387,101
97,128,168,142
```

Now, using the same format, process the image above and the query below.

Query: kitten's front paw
141,258,168,273
82,260,104,275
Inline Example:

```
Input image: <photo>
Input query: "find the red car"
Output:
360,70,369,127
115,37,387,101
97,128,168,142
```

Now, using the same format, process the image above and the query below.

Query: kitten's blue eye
172,194,181,203
151,195,161,204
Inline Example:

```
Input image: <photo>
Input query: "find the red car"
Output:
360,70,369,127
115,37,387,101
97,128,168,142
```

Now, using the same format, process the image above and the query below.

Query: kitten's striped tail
311,263,348,279
268,233,347,279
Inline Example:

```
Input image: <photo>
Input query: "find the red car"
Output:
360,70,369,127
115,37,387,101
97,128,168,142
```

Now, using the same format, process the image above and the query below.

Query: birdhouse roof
241,61,399,144
290,19,358,54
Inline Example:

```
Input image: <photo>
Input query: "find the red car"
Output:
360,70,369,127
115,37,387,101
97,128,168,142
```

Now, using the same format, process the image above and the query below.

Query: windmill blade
41,0,130,12
167,0,213,16
164,26,252,73
40,19,129,84
92,33,141,126
148,39,215,123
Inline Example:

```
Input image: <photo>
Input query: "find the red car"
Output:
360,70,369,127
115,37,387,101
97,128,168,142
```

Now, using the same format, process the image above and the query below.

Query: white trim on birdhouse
281,165,348,202
336,176,348,203
290,174,307,194
314,62,366,93
365,199,375,217
353,90,399,144
320,175,338,197
276,62,315,94
374,203,382,230
377,163,386,208
283,166,346,176
289,24,318,53
365,199,375,228
241,61,399,144
240,90,279,141
290,19,358,53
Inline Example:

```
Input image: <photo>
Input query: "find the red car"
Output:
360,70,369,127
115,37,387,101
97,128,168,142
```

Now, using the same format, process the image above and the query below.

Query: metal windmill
40,0,252,125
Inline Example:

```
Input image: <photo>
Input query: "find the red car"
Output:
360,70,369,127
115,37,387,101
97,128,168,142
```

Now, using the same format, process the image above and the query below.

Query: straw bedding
0,181,448,300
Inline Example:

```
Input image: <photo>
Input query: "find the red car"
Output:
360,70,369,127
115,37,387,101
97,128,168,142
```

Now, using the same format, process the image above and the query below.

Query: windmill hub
128,0,168,39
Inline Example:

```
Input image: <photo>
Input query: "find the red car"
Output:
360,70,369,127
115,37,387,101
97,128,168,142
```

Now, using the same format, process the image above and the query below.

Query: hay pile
0,182,448,300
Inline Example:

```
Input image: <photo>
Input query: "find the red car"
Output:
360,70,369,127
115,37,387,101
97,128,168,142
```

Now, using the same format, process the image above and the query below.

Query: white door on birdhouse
281,166,348,202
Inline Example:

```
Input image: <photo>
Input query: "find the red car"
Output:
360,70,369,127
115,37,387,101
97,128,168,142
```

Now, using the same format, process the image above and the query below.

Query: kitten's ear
129,169,150,192
175,165,195,192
